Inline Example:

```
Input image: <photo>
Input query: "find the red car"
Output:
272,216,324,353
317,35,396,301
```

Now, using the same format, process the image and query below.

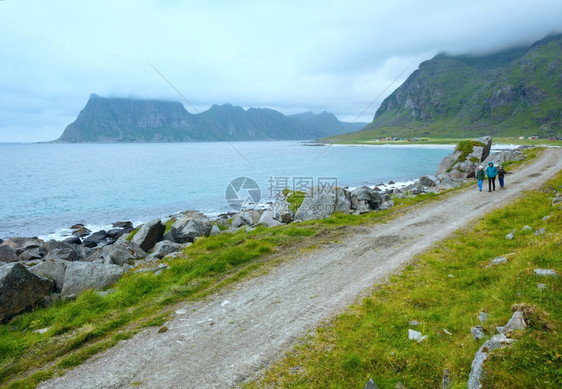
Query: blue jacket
486,164,498,178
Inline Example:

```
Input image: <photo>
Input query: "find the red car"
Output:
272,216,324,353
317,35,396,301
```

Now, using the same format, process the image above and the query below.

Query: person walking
476,165,485,192
486,162,498,192
498,165,506,188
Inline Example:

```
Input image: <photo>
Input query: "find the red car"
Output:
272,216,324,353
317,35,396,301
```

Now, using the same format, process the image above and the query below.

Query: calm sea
0,141,454,239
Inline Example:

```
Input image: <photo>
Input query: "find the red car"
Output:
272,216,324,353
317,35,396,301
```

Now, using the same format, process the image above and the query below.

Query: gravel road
39,148,562,389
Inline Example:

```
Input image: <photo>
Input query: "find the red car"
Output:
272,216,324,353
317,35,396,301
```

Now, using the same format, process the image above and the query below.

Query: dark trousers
499,176,504,187
488,177,496,191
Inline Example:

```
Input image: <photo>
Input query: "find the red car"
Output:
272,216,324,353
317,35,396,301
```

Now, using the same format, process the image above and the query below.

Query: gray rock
436,150,462,175
478,311,489,323
61,262,124,300
82,230,108,248
0,263,54,322
419,175,439,187
437,175,461,189
42,240,88,262
534,227,546,235
148,241,183,260
295,187,351,221
408,328,427,342
231,212,254,228
499,310,526,334
543,215,551,221
537,283,546,290
364,378,379,389
522,225,533,231
29,258,69,291
102,240,146,266
468,334,517,389
210,225,221,236
505,232,514,240
215,217,230,228
471,325,486,340
349,186,384,212
442,369,451,389
257,210,283,227
164,215,212,243
18,247,48,261
0,245,18,263
552,196,562,206
408,320,420,326
131,219,165,251
533,268,558,277
488,256,508,266
1,237,44,254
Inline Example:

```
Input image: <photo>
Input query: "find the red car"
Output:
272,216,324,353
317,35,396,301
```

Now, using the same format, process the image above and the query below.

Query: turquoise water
0,141,453,238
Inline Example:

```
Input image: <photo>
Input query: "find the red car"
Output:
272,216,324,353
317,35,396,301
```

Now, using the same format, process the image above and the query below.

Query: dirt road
39,148,562,389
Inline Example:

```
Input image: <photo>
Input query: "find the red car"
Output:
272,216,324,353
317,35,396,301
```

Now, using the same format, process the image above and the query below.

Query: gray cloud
1,0,561,141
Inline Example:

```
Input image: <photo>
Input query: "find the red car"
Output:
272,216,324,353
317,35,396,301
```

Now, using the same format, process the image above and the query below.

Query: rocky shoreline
0,137,531,323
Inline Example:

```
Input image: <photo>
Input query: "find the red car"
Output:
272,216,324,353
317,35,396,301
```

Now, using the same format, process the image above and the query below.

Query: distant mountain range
334,33,562,141
55,95,366,142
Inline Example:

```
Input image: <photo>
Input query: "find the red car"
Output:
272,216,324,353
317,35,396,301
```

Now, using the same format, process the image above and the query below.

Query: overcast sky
1,0,561,142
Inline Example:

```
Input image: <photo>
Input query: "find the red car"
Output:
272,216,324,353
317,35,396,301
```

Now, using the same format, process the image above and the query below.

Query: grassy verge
0,149,542,388
245,171,562,389
322,136,562,147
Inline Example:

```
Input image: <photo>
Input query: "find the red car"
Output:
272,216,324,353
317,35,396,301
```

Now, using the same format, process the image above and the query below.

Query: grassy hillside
332,34,562,142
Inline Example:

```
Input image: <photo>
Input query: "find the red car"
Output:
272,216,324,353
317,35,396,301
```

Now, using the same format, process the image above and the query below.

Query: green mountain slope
339,34,562,141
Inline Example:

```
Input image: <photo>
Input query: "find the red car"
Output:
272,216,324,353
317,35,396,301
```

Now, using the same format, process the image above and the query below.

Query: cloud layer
1,0,561,141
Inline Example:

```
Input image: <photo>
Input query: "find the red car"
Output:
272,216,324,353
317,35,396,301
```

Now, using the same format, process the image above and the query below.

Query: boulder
63,236,82,245
533,268,558,277
436,150,461,175
295,187,351,221
112,221,134,230
71,226,91,237
164,216,212,243
146,241,184,261
107,228,128,240
18,247,47,261
419,175,439,187
210,225,221,236
82,230,109,248
29,258,69,291
1,237,44,255
42,240,88,262
0,263,54,322
349,186,384,213
467,333,517,389
470,325,486,340
0,245,18,263
231,212,254,228
499,310,526,335
270,197,295,223
102,240,146,266
61,262,124,300
257,210,283,227
131,219,165,251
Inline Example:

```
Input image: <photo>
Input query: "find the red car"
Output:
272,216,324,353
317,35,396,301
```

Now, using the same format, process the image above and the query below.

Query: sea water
0,141,454,239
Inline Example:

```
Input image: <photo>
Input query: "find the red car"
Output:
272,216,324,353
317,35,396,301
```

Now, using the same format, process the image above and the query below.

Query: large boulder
102,240,146,266
0,263,54,322
131,219,165,251
295,187,351,221
29,258,69,291
82,230,109,248
0,245,18,263
146,241,184,261
18,247,48,261
1,237,44,255
42,240,89,262
164,215,212,243
61,262,124,300
257,210,283,227
231,212,255,228
349,186,384,214
437,136,492,179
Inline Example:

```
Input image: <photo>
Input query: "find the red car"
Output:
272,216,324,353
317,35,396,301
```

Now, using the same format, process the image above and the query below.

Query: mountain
341,33,562,140
55,95,365,142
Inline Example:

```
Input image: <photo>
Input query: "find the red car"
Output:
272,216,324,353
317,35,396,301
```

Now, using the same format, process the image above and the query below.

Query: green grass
245,170,562,389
